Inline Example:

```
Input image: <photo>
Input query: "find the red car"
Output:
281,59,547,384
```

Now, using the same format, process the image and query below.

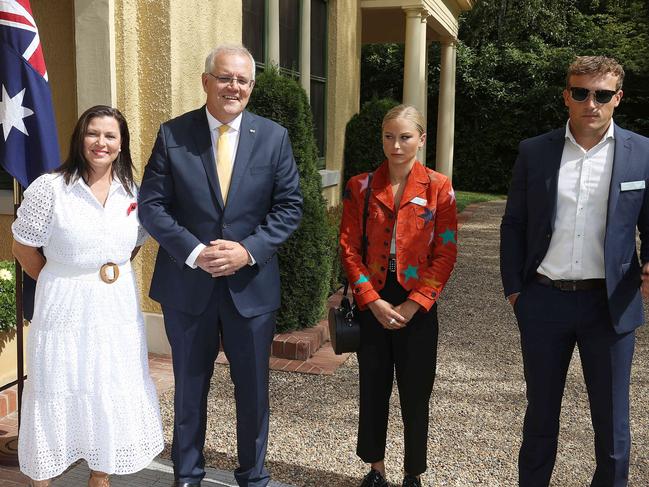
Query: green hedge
343,97,399,186
248,67,333,332
0,261,16,333
326,204,344,294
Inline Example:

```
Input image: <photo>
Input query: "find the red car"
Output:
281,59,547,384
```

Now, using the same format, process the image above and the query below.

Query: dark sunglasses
569,87,618,104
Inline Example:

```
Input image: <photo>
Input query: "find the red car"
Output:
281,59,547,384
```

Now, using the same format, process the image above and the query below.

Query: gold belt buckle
99,262,120,284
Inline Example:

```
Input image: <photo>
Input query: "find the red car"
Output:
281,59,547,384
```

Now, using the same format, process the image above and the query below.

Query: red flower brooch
127,202,137,215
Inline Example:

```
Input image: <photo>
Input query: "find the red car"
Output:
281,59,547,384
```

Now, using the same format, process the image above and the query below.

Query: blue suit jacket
138,108,303,317
500,124,649,334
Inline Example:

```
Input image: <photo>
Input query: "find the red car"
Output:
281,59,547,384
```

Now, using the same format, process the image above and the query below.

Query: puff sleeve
11,174,55,248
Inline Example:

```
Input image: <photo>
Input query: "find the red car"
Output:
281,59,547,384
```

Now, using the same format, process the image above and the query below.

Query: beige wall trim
300,0,311,97
426,0,459,38
323,0,361,207
143,312,171,356
74,0,116,113
360,0,460,39
435,40,456,180
268,0,280,66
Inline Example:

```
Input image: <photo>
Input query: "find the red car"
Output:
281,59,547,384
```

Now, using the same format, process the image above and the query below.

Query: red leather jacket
340,160,457,311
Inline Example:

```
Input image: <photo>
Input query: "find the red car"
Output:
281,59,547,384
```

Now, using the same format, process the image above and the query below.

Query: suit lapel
192,108,224,208
225,111,256,209
544,129,566,225
607,124,632,221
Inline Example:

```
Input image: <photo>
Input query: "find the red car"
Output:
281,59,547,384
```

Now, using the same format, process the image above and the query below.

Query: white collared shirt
186,109,254,268
205,107,242,171
537,120,616,280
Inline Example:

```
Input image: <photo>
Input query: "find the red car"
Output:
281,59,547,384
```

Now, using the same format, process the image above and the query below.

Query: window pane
243,0,265,64
311,0,327,78
311,79,326,157
279,0,300,72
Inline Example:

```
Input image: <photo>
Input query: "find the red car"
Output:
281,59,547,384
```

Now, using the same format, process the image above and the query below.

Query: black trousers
515,281,634,487
356,271,439,476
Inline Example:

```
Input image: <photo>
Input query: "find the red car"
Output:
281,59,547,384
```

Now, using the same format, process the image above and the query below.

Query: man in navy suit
138,44,303,487
500,56,649,487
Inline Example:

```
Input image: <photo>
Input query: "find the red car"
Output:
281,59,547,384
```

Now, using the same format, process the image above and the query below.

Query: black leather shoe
360,468,388,487
174,483,201,487
402,475,422,487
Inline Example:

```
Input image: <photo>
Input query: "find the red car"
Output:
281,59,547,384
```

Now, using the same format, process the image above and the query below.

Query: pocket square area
620,180,646,191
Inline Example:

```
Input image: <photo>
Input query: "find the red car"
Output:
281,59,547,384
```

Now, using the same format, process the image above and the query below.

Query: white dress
12,173,164,480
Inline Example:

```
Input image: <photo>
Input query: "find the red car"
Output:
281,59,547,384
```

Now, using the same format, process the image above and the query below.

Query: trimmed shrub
0,261,16,333
343,97,399,186
248,66,333,332
326,204,344,294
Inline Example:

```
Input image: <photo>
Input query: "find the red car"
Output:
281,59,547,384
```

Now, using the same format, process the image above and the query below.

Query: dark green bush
325,204,344,294
0,261,16,333
248,67,333,332
343,97,399,186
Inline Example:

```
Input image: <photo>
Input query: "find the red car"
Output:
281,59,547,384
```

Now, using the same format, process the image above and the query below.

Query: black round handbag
328,291,360,354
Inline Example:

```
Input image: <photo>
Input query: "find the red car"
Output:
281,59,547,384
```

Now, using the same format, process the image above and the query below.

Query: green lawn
456,190,505,213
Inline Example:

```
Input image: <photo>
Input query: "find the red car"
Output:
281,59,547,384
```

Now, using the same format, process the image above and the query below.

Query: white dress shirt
185,109,250,268
537,120,615,280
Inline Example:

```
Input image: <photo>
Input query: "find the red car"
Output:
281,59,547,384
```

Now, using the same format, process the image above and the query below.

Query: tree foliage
248,67,334,332
343,97,399,186
360,0,649,192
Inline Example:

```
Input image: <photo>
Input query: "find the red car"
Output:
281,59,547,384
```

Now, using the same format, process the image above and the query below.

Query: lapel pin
250,128,256,133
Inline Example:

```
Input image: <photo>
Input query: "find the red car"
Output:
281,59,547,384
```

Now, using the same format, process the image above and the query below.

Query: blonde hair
566,56,624,90
382,104,426,135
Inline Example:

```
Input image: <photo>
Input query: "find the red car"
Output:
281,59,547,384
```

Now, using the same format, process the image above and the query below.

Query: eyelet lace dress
12,174,164,480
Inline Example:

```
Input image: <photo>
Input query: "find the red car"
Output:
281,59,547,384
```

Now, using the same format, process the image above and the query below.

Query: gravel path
158,200,649,486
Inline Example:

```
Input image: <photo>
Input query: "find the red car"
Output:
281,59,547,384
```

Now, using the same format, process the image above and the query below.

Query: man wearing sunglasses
501,56,649,487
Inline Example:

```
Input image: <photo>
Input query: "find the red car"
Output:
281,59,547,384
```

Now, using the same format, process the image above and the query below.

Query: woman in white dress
11,105,164,487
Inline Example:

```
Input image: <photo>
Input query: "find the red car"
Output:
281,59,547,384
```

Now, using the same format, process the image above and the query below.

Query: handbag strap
343,172,374,297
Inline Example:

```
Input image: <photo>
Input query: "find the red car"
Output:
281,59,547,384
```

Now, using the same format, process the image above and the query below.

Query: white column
435,40,457,180
300,0,311,97
74,0,116,113
402,8,426,112
268,0,280,67
418,17,428,162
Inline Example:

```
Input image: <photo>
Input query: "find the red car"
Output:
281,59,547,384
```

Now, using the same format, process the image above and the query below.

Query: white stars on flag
0,85,34,141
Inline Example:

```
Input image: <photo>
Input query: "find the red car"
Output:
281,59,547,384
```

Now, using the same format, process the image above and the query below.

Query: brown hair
382,104,426,135
56,105,136,196
566,56,625,90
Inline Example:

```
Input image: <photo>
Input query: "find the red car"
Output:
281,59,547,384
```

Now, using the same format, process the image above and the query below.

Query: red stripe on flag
28,43,46,77
16,0,34,16
0,11,33,27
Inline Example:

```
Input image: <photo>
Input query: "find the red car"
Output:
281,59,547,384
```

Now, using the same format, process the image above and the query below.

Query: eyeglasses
569,87,618,104
207,72,254,88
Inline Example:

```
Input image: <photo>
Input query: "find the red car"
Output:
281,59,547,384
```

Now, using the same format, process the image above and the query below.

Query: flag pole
0,179,24,466
13,178,25,425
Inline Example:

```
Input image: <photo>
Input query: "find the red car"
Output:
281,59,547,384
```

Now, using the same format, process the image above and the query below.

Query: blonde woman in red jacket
340,105,458,487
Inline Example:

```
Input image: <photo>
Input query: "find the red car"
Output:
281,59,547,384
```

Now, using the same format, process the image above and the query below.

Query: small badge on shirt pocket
620,180,646,191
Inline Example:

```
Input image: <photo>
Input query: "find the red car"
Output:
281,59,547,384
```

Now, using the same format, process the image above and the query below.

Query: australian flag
1,0,60,321
0,0,59,188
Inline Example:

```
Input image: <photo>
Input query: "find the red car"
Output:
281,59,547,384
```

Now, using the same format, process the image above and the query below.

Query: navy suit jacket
500,124,649,334
138,108,303,317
